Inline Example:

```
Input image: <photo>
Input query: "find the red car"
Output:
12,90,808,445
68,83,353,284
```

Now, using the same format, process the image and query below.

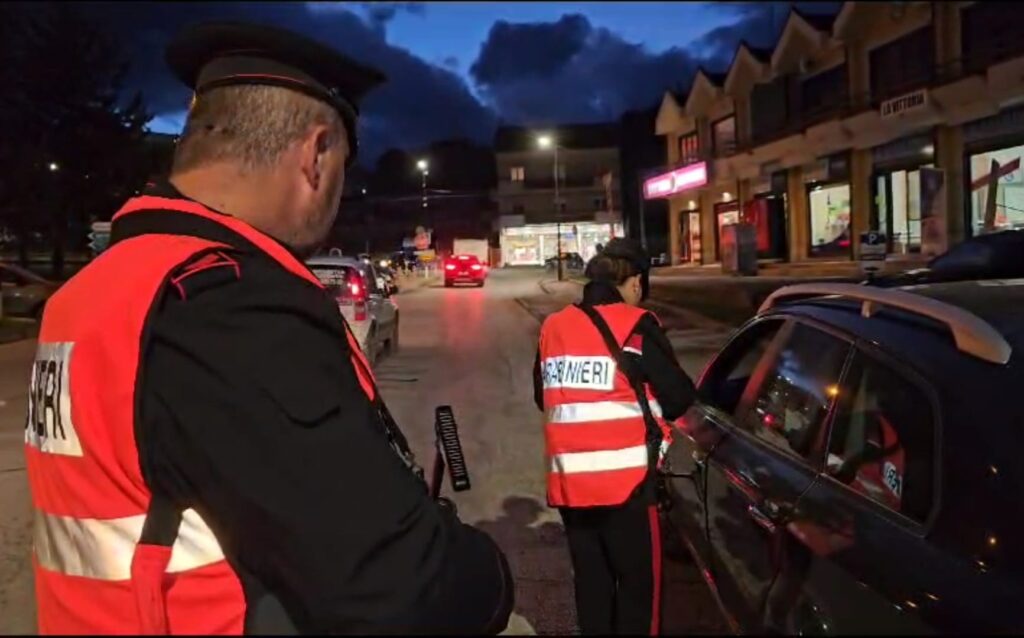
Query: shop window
826,351,935,523
808,183,852,257
714,202,739,261
736,322,850,464
712,116,737,157
869,27,933,103
875,166,930,254
679,132,700,164
968,145,1024,235
687,212,702,263
510,166,525,182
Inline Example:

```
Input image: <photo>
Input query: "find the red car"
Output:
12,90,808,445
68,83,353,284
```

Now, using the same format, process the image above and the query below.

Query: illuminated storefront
499,222,624,266
643,162,709,265
804,154,852,258
871,133,936,255
964,105,1024,237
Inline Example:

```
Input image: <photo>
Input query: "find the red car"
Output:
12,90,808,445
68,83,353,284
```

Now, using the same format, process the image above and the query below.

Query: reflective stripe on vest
34,509,224,581
550,444,649,474
547,400,662,424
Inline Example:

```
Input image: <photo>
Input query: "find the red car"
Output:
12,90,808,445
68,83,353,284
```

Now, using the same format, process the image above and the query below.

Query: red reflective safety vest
25,194,377,634
539,303,669,508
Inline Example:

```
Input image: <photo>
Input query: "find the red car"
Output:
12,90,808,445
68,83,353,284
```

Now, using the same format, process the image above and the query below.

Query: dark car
544,252,585,272
868,229,1024,287
665,279,1024,634
0,263,59,319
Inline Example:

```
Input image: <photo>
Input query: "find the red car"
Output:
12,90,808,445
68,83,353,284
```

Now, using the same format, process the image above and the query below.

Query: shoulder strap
575,304,661,444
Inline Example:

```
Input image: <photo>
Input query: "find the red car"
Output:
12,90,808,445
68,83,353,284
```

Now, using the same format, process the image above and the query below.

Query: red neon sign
643,162,708,199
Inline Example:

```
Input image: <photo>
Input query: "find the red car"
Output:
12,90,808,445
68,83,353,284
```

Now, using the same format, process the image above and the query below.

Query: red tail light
337,272,368,321
445,263,456,271
470,264,482,271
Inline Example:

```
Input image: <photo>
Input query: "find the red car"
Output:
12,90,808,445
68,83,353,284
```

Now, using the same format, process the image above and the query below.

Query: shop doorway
714,202,740,262
807,182,852,258
745,195,789,260
679,210,702,263
872,165,932,255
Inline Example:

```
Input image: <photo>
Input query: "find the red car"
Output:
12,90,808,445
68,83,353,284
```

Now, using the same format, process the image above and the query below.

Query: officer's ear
299,125,335,191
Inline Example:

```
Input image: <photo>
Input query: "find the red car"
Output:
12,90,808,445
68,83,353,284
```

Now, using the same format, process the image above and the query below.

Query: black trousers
560,492,663,635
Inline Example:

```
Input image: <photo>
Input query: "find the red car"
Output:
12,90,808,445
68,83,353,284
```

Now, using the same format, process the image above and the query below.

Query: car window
825,351,935,523
735,322,850,464
699,319,784,415
310,266,352,298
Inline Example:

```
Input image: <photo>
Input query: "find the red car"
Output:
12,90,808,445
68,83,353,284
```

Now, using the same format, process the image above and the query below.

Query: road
0,268,729,635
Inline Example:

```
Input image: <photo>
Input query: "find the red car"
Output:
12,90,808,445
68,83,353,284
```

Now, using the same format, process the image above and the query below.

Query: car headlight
379,259,390,268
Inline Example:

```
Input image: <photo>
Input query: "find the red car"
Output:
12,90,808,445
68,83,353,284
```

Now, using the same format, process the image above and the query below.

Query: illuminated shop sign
643,162,708,199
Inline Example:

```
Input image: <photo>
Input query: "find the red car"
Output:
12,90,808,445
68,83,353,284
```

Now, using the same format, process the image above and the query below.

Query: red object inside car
337,271,368,321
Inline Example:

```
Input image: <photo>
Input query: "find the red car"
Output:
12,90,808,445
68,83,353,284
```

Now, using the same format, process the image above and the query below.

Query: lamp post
537,135,564,281
416,159,429,209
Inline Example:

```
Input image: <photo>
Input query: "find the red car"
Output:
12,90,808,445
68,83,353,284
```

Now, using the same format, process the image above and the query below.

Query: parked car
306,255,399,363
444,254,487,287
665,279,1024,634
544,252,585,272
868,229,1024,287
0,263,58,320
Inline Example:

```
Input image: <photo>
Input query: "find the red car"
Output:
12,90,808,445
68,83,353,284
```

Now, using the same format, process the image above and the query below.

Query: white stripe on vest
550,444,649,474
546,400,663,424
33,508,225,581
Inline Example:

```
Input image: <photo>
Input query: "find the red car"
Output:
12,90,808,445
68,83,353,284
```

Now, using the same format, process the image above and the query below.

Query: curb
513,297,546,324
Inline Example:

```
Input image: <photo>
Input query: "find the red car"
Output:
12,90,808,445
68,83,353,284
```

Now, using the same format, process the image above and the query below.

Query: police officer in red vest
532,239,696,635
25,22,512,635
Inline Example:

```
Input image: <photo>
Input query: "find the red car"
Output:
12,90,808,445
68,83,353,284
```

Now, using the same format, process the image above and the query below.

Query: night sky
75,1,839,164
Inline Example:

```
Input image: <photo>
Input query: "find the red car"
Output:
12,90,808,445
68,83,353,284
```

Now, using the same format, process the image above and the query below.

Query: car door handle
747,503,778,533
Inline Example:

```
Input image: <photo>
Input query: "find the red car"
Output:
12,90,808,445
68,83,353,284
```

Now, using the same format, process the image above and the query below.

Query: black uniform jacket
119,181,513,634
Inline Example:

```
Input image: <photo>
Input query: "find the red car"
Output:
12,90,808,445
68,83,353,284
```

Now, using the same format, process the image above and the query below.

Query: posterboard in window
311,268,347,286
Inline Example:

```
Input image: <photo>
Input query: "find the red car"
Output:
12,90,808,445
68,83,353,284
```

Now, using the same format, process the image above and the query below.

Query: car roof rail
759,283,1012,365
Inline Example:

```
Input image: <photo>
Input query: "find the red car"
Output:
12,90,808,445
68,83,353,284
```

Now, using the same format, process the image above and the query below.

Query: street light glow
537,135,553,149
416,159,428,171
48,162,59,172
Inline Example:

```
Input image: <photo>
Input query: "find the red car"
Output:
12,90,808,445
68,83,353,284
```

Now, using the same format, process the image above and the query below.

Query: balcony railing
504,176,615,190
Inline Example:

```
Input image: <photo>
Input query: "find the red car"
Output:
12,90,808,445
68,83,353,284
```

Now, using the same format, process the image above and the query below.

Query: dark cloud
354,2,425,39
72,1,492,165
470,15,590,84
470,14,698,126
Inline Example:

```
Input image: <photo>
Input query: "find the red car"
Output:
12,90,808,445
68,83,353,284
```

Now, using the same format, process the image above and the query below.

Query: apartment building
650,2,1024,266
493,124,623,266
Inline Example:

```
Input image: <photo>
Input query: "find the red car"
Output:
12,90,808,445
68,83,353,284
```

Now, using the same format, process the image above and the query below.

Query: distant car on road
306,255,399,363
0,263,58,320
544,252,584,273
444,254,487,287
666,277,1024,634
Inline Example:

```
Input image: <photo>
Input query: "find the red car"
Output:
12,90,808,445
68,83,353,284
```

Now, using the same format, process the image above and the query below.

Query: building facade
651,1,1024,267
493,124,624,266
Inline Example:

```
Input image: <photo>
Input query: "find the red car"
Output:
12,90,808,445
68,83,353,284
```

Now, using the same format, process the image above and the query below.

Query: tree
1,2,151,275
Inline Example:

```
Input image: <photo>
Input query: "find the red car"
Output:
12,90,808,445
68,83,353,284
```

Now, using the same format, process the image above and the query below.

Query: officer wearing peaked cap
26,22,512,635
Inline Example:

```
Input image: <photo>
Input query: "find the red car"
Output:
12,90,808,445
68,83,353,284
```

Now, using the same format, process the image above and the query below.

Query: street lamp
417,158,429,209
536,134,564,281
48,162,59,172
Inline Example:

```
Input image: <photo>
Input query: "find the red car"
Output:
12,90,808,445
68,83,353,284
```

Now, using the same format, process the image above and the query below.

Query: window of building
962,2,1024,74
808,183,852,257
751,77,789,144
869,27,934,102
800,65,848,122
513,204,525,215
679,132,700,164
712,116,737,157
968,144,1024,235
736,322,850,463
593,197,607,211
510,166,525,182
826,351,935,523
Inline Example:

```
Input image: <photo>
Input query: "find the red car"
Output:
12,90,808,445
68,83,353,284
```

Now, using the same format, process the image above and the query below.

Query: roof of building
747,44,774,63
494,122,620,153
793,6,839,33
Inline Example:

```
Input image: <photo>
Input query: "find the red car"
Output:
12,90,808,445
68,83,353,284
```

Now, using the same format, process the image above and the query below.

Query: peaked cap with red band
165,21,386,166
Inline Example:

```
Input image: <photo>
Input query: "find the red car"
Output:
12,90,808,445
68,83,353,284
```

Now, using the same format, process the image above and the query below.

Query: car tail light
338,272,369,321
445,263,456,271
470,264,482,271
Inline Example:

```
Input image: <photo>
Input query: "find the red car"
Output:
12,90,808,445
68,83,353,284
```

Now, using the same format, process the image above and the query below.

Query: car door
668,318,786,578
365,264,396,334
699,318,853,632
769,343,950,635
